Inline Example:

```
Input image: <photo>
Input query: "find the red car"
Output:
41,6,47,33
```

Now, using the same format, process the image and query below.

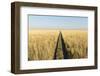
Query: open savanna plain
28,29,88,60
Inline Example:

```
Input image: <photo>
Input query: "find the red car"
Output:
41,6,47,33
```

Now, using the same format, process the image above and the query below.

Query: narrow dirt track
54,31,69,59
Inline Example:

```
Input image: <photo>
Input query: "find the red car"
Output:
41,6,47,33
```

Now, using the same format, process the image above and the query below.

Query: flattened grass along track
54,31,69,59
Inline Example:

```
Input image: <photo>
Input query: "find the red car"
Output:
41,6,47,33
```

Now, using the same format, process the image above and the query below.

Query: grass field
28,30,88,60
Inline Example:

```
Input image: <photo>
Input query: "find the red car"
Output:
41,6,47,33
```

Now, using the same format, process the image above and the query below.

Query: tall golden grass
62,30,88,59
28,30,88,60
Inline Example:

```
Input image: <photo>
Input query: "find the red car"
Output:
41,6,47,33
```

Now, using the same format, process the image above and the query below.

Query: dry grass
28,30,88,60
62,30,88,59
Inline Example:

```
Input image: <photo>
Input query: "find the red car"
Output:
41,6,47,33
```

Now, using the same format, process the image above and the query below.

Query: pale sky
28,15,88,30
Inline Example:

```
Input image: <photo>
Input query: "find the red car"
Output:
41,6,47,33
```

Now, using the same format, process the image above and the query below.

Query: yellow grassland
28,30,88,60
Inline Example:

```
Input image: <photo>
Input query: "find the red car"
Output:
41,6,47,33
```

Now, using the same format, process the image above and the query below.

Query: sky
28,15,88,30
